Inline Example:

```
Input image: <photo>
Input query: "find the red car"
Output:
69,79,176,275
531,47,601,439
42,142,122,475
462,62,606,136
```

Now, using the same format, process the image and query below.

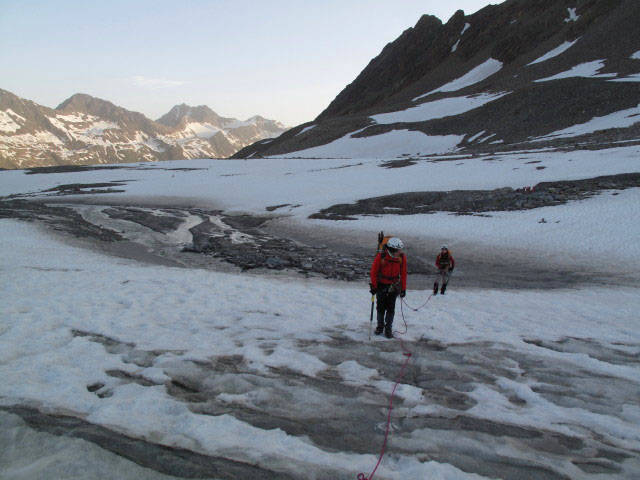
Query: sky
0,0,503,126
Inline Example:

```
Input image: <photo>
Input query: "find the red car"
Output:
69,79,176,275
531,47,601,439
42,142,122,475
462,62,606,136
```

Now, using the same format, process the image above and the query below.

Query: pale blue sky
0,0,502,126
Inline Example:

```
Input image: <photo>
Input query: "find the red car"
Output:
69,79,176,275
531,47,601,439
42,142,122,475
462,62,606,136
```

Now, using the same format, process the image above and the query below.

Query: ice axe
369,294,375,340
369,231,384,340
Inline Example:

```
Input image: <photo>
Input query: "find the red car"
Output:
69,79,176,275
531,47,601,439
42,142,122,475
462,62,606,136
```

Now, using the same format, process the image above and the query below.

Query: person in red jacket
434,245,455,295
369,237,407,338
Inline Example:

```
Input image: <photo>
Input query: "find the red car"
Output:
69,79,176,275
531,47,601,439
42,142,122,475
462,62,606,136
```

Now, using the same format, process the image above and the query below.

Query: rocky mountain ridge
0,90,288,169
234,0,640,159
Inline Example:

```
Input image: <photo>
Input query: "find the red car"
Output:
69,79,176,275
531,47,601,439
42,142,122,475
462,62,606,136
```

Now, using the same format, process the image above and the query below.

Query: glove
400,290,406,298
369,283,377,295
449,267,454,272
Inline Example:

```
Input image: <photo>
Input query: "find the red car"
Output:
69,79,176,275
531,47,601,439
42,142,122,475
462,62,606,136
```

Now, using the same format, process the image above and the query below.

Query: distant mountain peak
156,105,286,133
56,93,115,113
0,90,289,169
156,103,228,127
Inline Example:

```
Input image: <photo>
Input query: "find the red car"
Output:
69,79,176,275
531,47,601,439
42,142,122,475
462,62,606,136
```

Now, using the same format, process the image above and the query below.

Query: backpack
377,250,405,284
377,231,393,253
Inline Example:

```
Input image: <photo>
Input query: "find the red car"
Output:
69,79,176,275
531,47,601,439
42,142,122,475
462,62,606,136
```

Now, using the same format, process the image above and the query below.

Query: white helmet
387,237,404,250
441,244,448,250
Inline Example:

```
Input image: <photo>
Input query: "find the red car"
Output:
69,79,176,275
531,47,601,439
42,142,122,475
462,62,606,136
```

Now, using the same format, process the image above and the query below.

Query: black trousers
376,284,398,327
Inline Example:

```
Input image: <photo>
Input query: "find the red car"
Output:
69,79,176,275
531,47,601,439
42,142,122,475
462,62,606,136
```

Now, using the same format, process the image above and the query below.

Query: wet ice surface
264,218,640,290
0,410,210,480
1,205,640,479
36,200,639,290
133,334,640,479
3,325,639,479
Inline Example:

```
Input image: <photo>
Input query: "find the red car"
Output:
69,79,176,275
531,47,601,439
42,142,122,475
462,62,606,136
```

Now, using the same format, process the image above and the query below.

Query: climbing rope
401,293,433,312
357,293,432,480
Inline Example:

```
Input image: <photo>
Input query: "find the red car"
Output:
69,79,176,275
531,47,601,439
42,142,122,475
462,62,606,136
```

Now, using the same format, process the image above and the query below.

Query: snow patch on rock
415,58,503,100
564,7,580,23
533,104,640,141
609,74,640,83
296,124,317,136
0,109,25,133
269,129,464,159
527,39,579,66
373,92,509,124
535,60,617,82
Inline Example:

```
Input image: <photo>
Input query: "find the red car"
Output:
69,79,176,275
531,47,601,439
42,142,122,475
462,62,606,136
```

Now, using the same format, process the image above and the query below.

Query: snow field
3,145,639,271
1,218,640,478
322,187,640,273
274,128,466,159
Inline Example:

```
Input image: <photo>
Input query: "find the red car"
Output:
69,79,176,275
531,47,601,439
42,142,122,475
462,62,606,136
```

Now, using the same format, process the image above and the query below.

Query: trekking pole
368,294,375,340
369,231,383,341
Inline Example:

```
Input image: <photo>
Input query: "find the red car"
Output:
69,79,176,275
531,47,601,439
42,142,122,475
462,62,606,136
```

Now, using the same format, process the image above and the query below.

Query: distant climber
434,245,455,295
370,237,407,338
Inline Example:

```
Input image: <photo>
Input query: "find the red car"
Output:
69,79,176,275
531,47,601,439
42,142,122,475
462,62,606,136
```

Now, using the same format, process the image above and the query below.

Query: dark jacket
436,252,455,270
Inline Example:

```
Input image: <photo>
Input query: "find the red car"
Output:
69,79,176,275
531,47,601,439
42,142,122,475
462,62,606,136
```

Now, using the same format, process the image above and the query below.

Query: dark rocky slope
234,0,639,159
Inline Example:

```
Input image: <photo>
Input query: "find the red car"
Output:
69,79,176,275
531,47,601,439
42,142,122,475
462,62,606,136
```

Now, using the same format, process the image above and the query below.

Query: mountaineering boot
375,311,385,335
433,282,439,295
384,326,393,338
441,284,447,295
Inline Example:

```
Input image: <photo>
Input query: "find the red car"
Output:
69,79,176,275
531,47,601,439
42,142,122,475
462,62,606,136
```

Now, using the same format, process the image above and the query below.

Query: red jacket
370,252,407,290
436,252,455,269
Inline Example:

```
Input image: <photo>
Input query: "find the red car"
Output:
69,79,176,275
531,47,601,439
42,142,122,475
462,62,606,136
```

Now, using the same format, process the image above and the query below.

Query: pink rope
357,294,432,479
